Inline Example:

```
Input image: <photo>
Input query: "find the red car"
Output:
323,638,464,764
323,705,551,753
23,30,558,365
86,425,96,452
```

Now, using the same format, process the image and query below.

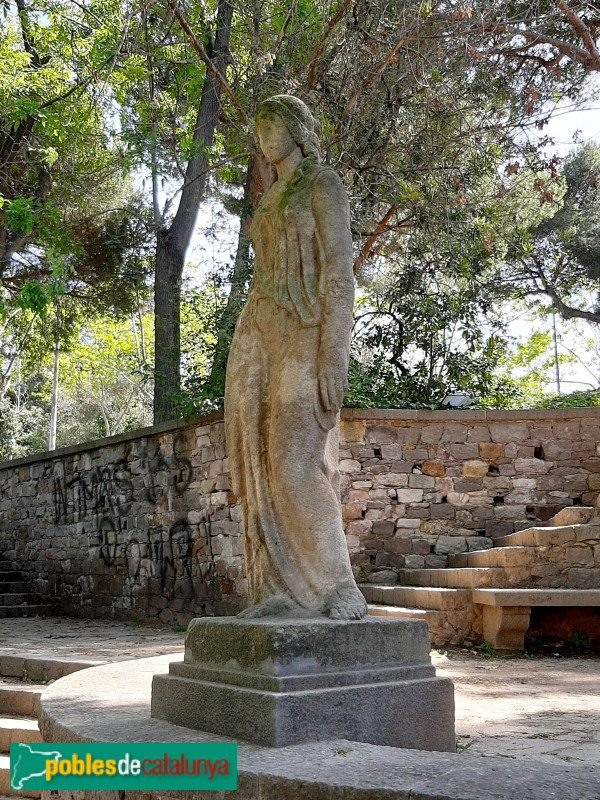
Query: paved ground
0,616,186,662
1,616,599,767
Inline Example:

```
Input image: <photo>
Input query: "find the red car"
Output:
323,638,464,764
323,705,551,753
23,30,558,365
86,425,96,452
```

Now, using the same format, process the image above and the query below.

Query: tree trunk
153,0,234,422
205,153,268,396
47,331,59,451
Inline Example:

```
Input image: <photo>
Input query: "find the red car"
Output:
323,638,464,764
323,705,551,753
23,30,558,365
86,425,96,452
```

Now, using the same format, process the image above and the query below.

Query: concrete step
495,524,599,548
549,507,594,527
449,546,538,569
0,755,40,798
399,567,507,589
367,604,443,625
0,597,42,608
0,685,42,717
0,718,41,750
361,584,470,610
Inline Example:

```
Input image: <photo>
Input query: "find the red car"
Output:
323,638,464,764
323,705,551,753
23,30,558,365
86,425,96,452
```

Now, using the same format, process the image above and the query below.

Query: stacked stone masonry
0,407,598,625
341,408,600,581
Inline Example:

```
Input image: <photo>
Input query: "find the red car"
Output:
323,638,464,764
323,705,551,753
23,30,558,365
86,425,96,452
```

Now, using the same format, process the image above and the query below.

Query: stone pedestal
151,616,455,752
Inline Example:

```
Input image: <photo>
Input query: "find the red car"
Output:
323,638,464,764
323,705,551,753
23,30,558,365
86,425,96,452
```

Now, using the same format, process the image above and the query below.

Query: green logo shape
10,743,237,790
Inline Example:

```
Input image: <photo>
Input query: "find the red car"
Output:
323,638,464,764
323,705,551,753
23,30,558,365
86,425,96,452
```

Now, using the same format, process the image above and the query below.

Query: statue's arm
312,169,355,413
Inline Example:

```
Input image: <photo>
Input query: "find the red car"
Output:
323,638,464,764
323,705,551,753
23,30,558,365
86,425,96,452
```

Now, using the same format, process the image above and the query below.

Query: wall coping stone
1,405,598,473
0,410,225,472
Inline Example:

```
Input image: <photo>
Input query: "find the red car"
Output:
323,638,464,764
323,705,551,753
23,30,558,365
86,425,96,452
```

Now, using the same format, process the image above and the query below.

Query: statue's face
257,113,298,165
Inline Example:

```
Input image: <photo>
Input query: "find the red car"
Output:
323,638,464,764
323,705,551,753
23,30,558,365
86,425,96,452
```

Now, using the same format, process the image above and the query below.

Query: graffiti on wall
52,434,193,524
50,433,212,603
98,518,204,601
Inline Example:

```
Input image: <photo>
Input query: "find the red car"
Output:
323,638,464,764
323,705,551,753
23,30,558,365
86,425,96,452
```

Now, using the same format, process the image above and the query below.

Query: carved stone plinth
151,616,455,752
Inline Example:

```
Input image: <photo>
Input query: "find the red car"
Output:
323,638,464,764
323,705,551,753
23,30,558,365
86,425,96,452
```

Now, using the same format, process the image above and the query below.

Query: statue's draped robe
224,159,357,613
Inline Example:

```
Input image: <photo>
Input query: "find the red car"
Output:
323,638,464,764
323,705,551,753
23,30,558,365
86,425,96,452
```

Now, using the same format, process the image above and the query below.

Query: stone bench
472,589,600,651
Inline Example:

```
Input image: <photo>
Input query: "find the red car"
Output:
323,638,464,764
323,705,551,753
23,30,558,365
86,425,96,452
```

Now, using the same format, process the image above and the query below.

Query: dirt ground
1,617,599,767
433,648,600,766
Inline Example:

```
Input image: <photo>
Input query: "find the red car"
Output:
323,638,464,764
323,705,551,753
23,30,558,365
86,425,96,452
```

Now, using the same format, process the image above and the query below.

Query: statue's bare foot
238,595,301,619
325,583,368,620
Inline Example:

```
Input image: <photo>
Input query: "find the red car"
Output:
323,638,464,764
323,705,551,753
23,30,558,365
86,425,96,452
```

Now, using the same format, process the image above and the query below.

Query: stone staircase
0,678,43,798
0,560,51,620
362,506,600,649
0,657,101,799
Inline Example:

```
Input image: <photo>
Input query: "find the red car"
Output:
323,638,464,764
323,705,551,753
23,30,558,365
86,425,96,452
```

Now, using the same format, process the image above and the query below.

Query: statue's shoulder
308,162,342,184
305,162,346,199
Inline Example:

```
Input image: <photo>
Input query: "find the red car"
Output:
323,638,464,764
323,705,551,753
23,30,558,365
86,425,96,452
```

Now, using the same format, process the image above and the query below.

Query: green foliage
15,281,59,316
1,0,599,442
55,311,154,445
0,0,154,323
0,395,46,460
501,144,600,323
567,631,590,653
536,390,600,409
547,143,600,281
176,279,227,417
5,197,34,234
456,739,475,754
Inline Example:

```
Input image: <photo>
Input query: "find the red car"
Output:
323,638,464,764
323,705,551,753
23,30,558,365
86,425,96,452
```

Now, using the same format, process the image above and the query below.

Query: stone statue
224,95,368,621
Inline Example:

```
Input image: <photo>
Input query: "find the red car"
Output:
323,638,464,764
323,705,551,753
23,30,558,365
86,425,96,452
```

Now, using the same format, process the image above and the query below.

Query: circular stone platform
39,655,600,800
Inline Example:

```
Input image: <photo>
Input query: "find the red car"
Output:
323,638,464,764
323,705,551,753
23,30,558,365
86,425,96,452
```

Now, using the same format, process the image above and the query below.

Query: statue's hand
318,348,349,413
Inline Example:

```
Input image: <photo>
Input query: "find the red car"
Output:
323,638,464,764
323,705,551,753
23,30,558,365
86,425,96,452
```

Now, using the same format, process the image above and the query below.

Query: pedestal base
151,616,455,752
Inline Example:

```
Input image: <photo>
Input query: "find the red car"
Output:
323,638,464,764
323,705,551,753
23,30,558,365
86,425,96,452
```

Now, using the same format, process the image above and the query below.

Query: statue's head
255,95,321,163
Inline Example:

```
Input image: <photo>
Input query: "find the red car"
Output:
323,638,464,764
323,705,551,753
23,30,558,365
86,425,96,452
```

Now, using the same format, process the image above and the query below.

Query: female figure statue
224,95,367,620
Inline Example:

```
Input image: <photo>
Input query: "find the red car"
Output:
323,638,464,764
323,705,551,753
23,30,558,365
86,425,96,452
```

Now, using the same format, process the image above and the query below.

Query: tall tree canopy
1,0,599,446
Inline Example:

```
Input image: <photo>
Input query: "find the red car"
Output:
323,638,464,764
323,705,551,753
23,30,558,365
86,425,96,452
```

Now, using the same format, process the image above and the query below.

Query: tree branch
167,0,251,133
353,204,397,275
556,0,600,70
480,20,594,69
307,0,351,90
543,283,600,324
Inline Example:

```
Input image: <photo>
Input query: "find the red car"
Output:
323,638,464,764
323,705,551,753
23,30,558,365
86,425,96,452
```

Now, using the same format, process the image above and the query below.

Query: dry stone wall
0,407,598,624
0,413,243,626
340,408,600,578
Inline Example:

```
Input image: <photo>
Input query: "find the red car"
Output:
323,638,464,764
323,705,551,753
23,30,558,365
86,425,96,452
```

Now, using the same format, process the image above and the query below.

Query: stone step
0,656,102,682
0,597,42,609
449,546,538,569
549,507,594,527
0,585,31,596
0,685,42,717
0,563,13,571
361,584,470,610
473,588,600,607
0,718,41,750
399,567,507,589
495,524,599,548
0,607,50,621
0,755,40,798
0,574,22,583
367,604,443,625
